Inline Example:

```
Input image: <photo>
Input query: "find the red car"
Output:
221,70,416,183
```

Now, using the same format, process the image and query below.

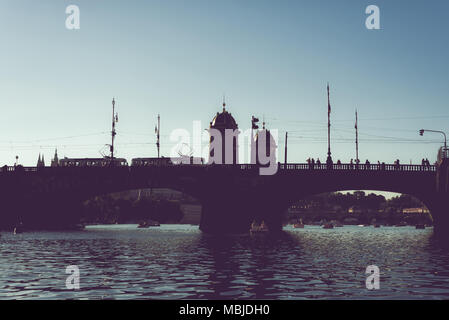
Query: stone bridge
0,161,447,234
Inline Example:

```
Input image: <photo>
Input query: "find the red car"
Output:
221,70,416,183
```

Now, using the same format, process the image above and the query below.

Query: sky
1,0,448,170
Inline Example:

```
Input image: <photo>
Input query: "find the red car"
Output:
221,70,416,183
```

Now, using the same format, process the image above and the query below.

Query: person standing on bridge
365,159,370,169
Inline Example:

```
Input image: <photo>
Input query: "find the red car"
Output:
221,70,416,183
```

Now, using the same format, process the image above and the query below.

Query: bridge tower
208,98,239,164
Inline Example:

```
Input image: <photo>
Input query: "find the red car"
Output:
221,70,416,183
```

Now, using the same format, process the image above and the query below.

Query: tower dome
209,99,239,164
210,101,238,129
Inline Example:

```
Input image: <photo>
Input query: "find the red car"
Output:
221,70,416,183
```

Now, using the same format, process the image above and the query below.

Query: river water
1,224,449,299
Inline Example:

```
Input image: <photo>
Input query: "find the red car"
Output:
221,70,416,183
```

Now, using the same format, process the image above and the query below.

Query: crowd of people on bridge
304,157,436,170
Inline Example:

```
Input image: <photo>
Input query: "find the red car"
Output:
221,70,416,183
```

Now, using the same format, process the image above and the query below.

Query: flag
155,126,158,134
252,116,259,129
327,83,331,115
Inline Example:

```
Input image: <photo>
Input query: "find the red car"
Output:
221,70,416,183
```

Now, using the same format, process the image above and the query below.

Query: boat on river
250,220,269,234
138,220,160,228
293,219,305,228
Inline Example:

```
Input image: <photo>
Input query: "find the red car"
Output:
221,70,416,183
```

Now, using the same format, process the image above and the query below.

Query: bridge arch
81,187,201,225
283,189,433,226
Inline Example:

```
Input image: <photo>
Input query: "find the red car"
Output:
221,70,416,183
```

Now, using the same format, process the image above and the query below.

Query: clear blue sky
1,0,448,168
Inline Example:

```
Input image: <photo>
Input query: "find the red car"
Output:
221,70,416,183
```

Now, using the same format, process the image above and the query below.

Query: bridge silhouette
1,160,448,234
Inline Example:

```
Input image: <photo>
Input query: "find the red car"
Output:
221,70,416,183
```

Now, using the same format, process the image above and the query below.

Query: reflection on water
1,224,449,299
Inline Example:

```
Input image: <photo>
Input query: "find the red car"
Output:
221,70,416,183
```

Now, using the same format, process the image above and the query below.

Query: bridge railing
0,163,437,173
277,163,436,171
238,163,436,172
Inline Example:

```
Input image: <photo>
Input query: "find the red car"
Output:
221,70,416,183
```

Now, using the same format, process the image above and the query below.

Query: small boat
322,223,334,229
250,220,269,234
137,221,148,228
374,224,381,228
138,220,160,228
415,224,425,229
13,222,24,234
293,219,304,228
395,221,407,227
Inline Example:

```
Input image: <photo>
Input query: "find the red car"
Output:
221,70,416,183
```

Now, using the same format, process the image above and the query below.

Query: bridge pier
198,179,285,234
430,159,449,234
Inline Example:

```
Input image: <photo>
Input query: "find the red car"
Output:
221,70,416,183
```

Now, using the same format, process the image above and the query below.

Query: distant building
37,153,45,167
51,149,59,167
402,207,429,214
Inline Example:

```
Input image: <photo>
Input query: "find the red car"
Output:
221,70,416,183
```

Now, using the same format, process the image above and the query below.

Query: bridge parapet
278,163,436,172
0,163,437,173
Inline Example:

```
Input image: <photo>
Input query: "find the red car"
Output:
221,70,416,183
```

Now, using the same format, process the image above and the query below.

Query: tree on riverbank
81,196,183,224
287,191,432,225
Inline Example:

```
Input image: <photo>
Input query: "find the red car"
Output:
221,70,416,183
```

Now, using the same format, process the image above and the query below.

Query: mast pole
327,83,332,163
284,131,288,164
111,98,116,162
355,109,359,164
157,114,160,158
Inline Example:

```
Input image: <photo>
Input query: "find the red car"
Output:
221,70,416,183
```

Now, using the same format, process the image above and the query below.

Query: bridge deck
1,163,437,173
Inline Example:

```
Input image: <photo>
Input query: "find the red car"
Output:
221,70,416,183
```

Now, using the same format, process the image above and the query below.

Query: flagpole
326,83,332,164
284,131,288,164
156,114,160,158
110,97,117,165
355,109,359,164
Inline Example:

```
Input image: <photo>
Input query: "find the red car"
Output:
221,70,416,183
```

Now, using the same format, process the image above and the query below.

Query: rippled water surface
1,224,449,299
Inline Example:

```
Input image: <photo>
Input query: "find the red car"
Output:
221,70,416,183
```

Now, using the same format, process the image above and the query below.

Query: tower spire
222,94,226,112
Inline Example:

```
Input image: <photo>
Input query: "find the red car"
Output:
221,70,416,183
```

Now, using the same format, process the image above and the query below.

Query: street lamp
419,129,448,159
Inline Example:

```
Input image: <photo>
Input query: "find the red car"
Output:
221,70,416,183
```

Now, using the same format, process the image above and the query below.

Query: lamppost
419,129,448,159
